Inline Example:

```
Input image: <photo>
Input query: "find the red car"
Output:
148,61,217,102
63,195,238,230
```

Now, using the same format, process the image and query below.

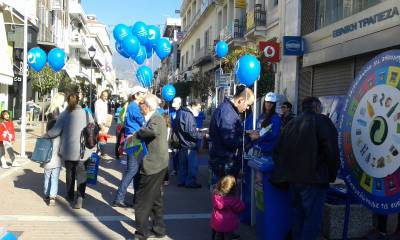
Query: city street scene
0,0,400,240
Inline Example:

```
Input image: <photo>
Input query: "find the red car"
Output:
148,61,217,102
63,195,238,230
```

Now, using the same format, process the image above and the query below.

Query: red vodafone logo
264,46,276,58
259,41,280,62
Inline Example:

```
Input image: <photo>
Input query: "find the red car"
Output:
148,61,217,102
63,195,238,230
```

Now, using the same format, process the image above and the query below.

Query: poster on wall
319,96,345,129
339,49,400,214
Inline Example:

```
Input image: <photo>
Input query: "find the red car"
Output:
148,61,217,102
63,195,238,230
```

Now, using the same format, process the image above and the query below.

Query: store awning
0,11,14,85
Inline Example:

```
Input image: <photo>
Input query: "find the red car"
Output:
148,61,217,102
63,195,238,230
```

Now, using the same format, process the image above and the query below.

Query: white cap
171,97,182,108
264,92,277,102
131,85,148,95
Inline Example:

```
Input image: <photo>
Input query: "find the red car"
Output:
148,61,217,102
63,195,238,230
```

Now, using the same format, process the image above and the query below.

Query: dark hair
233,85,254,101
261,102,277,128
189,99,201,107
302,97,321,113
67,93,80,112
1,110,9,120
282,101,293,109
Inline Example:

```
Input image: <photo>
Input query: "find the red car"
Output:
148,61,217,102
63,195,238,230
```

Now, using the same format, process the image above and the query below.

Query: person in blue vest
247,92,282,156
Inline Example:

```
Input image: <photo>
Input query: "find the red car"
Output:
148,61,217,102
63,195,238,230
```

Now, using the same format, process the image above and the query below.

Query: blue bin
248,157,292,240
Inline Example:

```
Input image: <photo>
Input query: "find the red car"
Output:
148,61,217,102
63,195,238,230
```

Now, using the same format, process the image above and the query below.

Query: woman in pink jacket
211,175,245,240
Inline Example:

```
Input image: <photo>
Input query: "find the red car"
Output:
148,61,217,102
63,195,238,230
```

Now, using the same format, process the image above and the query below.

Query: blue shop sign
283,36,304,56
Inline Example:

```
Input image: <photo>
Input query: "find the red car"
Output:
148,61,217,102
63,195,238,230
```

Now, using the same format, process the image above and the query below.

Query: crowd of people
5,83,397,240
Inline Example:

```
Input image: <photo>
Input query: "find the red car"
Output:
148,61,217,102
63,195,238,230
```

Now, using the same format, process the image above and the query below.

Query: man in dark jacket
134,94,169,240
175,100,204,188
271,97,340,240
280,101,295,128
209,86,254,179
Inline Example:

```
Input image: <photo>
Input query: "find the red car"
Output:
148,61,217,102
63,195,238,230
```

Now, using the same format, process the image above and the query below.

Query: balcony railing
234,19,245,38
219,18,245,41
246,4,266,32
195,46,212,62
37,23,55,44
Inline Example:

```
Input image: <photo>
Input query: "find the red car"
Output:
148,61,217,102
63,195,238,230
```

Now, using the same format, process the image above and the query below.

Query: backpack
80,112,100,158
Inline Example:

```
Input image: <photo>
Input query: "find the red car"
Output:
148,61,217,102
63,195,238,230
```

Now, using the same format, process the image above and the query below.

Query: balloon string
240,90,247,200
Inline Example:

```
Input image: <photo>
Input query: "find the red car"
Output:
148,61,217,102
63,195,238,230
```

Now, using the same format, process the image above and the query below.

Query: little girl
43,119,62,206
211,175,245,240
0,110,17,169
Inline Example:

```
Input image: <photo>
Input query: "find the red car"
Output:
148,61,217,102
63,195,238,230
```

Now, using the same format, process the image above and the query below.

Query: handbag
31,138,53,163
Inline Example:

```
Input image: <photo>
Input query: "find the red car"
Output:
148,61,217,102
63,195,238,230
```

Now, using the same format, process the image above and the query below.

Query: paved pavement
0,121,256,240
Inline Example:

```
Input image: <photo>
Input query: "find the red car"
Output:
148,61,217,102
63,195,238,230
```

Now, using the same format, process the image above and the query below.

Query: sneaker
1,164,10,169
111,201,132,208
11,161,22,167
49,197,56,207
73,197,83,209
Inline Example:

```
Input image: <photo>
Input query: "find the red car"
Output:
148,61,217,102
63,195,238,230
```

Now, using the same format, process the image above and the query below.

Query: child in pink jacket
211,175,245,240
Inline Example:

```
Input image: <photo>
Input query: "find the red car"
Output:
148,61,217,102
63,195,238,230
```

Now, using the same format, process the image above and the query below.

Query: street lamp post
88,46,96,109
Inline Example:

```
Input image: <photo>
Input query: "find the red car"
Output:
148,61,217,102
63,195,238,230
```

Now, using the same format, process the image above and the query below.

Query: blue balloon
136,66,153,88
113,24,130,42
121,35,140,59
235,54,260,87
115,42,129,58
27,47,47,72
48,48,66,72
147,25,161,46
1,232,17,240
145,43,153,59
215,41,228,58
155,38,172,60
134,45,147,65
132,21,149,45
162,84,176,102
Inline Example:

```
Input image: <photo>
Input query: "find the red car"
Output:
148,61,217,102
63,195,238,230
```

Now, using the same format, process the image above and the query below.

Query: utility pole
20,1,28,158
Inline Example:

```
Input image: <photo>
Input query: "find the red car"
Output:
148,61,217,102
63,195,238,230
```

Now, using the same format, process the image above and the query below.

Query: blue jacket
209,97,243,159
175,107,203,149
255,112,281,154
170,108,178,129
124,101,145,136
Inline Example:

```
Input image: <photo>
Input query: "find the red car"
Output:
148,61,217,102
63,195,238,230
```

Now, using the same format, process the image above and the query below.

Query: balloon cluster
27,47,66,72
114,21,172,88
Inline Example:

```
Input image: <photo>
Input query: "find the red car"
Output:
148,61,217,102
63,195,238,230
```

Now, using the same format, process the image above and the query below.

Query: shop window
316,0,383,30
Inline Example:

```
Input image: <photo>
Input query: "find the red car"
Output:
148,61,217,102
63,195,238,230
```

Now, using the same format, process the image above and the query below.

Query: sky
81,0,182,83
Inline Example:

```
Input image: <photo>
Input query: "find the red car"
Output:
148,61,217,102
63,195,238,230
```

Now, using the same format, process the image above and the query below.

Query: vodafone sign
259,41,280,62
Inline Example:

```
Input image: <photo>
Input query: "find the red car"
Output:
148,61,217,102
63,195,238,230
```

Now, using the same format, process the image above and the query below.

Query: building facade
299,0,399,106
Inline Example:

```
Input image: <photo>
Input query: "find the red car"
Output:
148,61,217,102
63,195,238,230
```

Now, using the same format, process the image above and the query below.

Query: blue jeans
172,150,179,172
177,149,198,186
115,154,139,203
44,167,61,198
289,183,328,240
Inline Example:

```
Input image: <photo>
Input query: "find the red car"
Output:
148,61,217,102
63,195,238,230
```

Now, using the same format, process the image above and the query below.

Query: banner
339,49,400,214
